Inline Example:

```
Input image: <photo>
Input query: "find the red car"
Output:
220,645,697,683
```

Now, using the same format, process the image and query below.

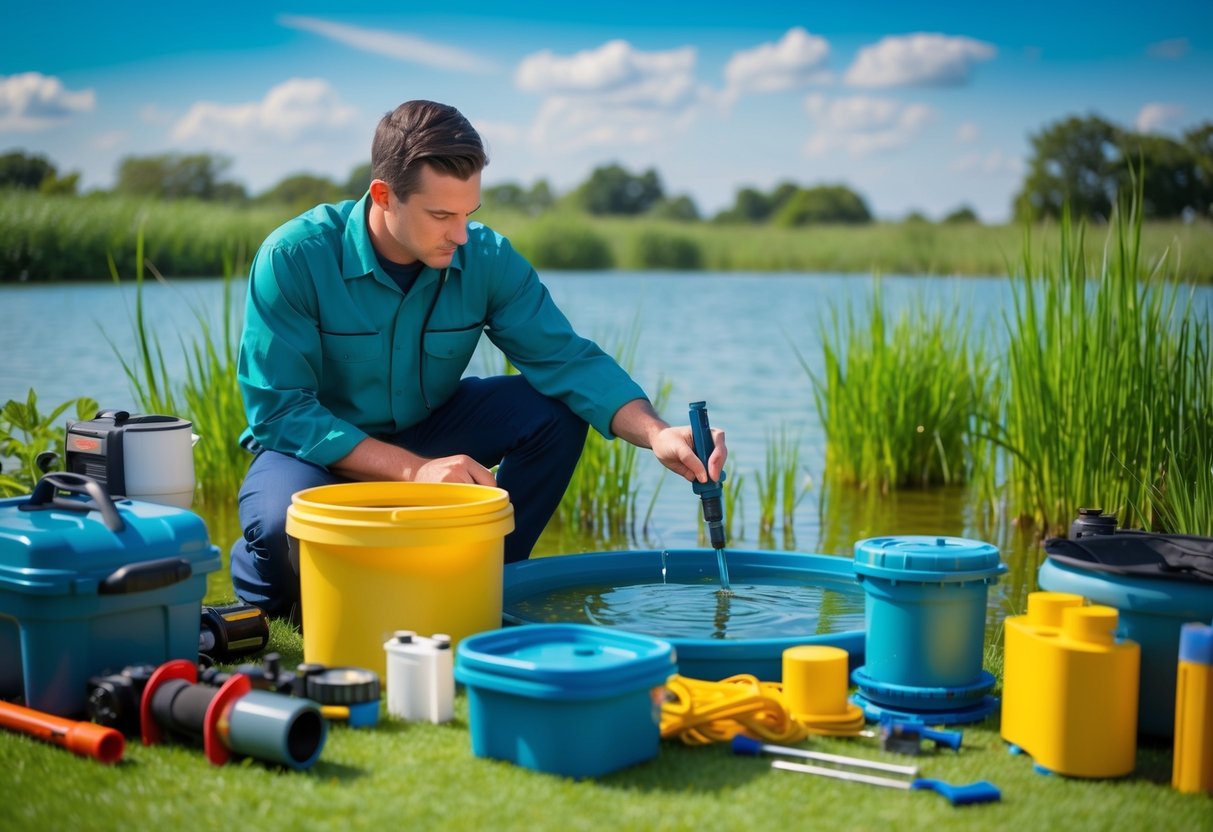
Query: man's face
375,165,482,268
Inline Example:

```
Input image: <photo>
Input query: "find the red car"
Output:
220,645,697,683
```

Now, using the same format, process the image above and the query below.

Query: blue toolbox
0,473,220,717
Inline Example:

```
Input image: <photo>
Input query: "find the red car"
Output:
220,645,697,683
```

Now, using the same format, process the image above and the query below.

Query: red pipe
0,700,125,764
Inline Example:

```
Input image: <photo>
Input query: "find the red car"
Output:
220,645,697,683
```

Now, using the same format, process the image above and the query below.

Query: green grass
0,190,285,281
483,208,1213,282
2,615,1206,832
6,190,1213,281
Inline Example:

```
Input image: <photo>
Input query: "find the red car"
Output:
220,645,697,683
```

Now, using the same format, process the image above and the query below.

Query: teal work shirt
237,195,647,467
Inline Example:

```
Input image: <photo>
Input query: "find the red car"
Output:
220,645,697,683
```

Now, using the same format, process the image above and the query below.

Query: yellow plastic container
1002,591,1140,778
1172,621,1213,794
782,645,849,718
286,482,514,678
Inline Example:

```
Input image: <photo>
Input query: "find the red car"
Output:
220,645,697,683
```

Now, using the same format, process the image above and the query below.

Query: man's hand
330,438,496,486
651,425,727,485
610,398,728,485
412,454,498,486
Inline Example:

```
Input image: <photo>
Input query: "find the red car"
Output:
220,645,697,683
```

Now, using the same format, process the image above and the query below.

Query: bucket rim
287,503,514,534
290,481,510,520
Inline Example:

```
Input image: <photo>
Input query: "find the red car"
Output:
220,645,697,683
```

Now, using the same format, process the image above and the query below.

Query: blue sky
3,2,1210,221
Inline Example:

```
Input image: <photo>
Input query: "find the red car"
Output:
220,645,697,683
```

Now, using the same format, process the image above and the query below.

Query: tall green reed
107,231,249,507
998,195,1210,535
805,280,995,493
549,321,672,541
755,425,809,541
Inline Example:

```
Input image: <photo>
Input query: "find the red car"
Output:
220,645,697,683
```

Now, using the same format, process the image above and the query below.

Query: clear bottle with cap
383,630,454,724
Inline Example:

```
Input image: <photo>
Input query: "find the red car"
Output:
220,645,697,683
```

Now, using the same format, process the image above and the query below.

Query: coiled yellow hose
660,674,866,746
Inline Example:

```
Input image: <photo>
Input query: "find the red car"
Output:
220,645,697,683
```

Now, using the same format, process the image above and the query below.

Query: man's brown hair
371,100,488,199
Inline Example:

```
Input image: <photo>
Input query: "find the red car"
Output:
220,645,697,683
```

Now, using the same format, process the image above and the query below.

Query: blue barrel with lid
853,535,1005,692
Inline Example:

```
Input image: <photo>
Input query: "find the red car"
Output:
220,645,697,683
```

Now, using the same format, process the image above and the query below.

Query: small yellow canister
782,645,851,717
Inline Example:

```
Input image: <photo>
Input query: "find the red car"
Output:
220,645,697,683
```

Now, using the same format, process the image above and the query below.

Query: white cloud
171,78,358,150
517,39,696,100
515,40,710,152
844,34,996,87
956,121,980,144
950,149,1022,175
1147,38,1189,60
722,27,831,101
803,93,931,157
0,72,94,131
277,15,498,74
1135,102,1186,133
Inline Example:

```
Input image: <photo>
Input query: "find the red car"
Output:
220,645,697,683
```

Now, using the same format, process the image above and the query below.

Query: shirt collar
341,192,465,285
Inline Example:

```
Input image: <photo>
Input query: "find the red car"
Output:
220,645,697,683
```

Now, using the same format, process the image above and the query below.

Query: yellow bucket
286,481,514,678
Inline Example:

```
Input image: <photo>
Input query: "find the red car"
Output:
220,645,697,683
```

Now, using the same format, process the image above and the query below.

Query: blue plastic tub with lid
455,623,676,778
852,535,1005,713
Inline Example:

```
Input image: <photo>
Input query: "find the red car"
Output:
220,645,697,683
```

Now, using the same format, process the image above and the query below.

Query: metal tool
732,734,1001,806
688,401,729,588
879,715,964,754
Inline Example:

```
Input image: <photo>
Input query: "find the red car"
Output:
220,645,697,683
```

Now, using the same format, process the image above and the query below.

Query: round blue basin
503,548,866,682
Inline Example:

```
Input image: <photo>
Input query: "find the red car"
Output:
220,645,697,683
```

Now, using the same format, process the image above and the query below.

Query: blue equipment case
0,473,220,717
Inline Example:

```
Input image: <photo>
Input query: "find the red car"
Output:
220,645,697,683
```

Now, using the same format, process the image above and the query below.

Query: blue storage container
853,535,1005,690
455,623,676,778
0,474,220,716
1039,544,1213,737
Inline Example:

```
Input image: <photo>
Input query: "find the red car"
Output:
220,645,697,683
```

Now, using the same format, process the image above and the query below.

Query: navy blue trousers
229,375,588,620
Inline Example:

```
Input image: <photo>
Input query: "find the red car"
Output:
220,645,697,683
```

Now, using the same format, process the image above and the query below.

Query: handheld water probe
688,402,726,551
689,402,730,589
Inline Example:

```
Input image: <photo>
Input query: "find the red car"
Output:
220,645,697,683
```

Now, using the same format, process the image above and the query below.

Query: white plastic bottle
383,630,454,723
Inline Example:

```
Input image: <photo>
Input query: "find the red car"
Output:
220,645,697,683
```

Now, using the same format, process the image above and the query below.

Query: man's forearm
328,437,427,482
609,398,669,448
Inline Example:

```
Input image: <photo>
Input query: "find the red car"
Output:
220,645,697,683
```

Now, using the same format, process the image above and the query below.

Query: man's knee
230,451,332,618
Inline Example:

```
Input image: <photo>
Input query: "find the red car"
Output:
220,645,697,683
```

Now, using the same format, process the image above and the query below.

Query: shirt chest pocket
320,331,383,363
422,326,484,362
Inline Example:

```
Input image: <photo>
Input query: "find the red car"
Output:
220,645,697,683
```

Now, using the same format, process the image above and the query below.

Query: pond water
505,576,866,640
2,272,1209,630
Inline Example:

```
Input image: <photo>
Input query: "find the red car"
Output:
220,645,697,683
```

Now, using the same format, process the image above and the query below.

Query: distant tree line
3,112,1211,224
1014,116,1212,222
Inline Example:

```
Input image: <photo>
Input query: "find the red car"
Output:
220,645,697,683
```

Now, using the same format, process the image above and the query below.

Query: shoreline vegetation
2,191,1209,544
3,190,1212,283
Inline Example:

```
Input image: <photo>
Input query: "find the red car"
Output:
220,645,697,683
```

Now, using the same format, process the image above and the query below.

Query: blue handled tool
689,402,730,589
732,734,1000,806
879,715,964,754
688,401,726,551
